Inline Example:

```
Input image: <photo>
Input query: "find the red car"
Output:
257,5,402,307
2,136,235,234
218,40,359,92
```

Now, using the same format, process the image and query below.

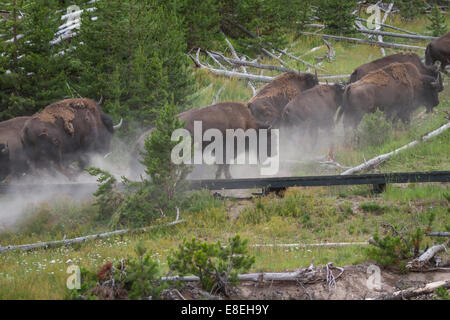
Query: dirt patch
227,200,252,221
177,262,449,300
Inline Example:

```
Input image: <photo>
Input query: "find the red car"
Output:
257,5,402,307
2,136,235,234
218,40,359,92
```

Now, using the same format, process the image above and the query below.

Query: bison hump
389,63,411,85
360,69,390,86
35,99,98,136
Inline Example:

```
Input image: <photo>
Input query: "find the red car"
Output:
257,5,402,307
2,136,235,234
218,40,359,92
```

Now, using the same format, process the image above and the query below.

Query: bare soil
179,262,450,300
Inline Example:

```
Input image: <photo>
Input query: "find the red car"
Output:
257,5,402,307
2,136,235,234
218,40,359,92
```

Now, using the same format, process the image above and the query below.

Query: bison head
0,142,10,181
0,142,8,157
307,72,320,88
421,74,442,113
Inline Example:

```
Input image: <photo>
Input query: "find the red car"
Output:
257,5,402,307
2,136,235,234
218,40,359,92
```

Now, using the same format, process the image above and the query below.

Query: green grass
1,183,448,299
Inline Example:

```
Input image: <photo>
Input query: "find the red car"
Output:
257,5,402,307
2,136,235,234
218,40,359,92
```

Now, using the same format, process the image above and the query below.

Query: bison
338,62,441,129
247,71,319,126
349,52,442,84
130,102,274,179
21,98,122,179
425,31,450,73
0,142,9,180
0,116,31,182
279,83,346,149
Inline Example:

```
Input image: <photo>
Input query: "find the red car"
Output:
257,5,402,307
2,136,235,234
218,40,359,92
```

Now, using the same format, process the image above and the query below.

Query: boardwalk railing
1,171,449,195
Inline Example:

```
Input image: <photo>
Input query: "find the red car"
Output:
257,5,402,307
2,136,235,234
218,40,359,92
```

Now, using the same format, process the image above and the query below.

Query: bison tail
336,86,350,123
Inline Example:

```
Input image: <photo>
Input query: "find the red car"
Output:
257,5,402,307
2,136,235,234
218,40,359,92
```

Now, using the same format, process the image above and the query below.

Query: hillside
0,8,449,300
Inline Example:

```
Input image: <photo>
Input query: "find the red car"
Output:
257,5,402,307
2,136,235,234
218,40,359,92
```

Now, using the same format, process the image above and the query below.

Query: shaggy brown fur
0,116,31,181
425,31,450,72
340,62,441,128
350,52,441,83
130,102,273,179
280,83,345,148
21,98,117,179
36,99,100,136
248,72,319,126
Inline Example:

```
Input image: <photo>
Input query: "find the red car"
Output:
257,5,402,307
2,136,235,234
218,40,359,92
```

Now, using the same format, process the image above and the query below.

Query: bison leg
224,164,232,179
309,126,318,152
215,165,223,179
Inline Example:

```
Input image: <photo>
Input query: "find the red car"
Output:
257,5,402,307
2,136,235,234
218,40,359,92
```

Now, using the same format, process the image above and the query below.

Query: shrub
118,242,167,300
359,202,386,215
66,242,166,300
168,235,255,296
111,101,191,228
86,167,124,221
427,4,448,37
366,227,425,267
88,102,191,228
355,109,392,147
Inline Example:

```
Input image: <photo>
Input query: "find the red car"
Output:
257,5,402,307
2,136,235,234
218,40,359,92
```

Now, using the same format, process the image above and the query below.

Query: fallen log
210,52,295,73
262,48,290,68
367,280,450,300
0,219,186,254
357,29,438,41
427,232,450,237
299,32,425,51
406,242,448,270
189,50,274,83
377,2,394,57
224,38,257,95
163,263,343,283
355,17,419,35
251,241,368,248
277,49,328,72
341,122,450,175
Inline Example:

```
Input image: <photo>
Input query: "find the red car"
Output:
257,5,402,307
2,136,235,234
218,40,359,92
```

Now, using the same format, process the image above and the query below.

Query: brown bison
339,62,441,129
0,142,9,180
349,52,442,84
425,31,450,73
279,83,345,148
247,72,319,126
0,116,31,181
130,102,273,179
21,98,122,179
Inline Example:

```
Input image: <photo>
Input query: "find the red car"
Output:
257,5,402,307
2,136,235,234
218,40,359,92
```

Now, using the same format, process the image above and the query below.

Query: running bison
279,83,346,148
248,72,319,126
0,116,31,182
349,52,442,83
425,31,450,73
339,62,441,129
130,102,274,179
0,142,9,181
21,98,122,179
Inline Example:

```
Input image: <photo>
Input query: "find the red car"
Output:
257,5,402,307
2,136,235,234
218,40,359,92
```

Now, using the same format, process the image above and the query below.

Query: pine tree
0,0,67,120
72,0,193,135
427,4,448,37
397,0,426,21
317,0,356,35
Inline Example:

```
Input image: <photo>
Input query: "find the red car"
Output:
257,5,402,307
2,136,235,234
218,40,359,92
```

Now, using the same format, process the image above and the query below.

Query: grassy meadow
0,14,449,299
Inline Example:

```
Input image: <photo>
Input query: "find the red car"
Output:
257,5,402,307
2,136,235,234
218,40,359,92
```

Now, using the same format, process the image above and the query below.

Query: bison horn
97,94,103,105
431,73,441,88
113,118,123,131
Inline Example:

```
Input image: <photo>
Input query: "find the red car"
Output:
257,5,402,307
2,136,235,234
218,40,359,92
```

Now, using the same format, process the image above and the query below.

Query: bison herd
0,31,449,182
